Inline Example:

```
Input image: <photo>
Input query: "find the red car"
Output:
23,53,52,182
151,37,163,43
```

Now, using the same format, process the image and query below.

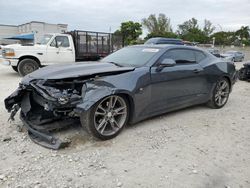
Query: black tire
207,78,230,109
80,95,129,140
12,66,18,72
17,59,39,77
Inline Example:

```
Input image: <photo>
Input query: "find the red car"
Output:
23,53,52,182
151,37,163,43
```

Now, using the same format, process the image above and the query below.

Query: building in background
0,21,68,45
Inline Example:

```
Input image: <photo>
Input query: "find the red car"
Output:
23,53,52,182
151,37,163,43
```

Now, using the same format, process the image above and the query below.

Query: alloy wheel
214,80,230,106
94,95,128,136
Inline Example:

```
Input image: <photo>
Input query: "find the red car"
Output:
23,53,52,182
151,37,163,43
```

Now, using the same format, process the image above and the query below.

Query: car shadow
23,104,210,150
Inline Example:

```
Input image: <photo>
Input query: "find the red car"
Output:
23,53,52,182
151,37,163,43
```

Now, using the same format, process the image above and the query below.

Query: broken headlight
58,96,69,105
32,80,85,104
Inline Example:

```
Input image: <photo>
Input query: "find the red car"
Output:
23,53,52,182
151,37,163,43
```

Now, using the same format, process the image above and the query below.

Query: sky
0,0,249,35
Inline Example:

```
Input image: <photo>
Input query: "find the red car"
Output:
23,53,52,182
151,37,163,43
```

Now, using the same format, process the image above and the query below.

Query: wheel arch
222,75,232,91
208,74,233,100
77,87,135,123
18,56,41,67
116,93,135,124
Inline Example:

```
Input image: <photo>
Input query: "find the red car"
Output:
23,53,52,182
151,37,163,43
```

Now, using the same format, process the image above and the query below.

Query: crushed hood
23,62,135,82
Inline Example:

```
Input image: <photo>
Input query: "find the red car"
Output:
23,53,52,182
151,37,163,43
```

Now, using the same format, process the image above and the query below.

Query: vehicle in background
183,41,198,46
207,48,221,58
144,37,184,45
239,62,250,81
1,30,123,76
220,51,245,62
206,48,235,62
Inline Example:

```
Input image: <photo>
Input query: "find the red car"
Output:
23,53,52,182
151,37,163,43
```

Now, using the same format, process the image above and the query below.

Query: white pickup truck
1,30,122,76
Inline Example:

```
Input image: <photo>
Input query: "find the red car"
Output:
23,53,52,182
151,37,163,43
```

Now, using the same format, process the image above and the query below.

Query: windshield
38,34,53,45
101,46,161,67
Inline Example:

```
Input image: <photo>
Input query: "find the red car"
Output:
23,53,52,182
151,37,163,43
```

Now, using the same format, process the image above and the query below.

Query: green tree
142,13,177,39
177,18,215,43
142,13,172,35
210,31,236,45
177,18,199,35
235,26,250,40
115,21,142,45
203,19,216,36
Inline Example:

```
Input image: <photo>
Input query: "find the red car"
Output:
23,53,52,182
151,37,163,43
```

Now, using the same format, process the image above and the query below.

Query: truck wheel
12,66,18,72
18,59,39,77
80,95,129,140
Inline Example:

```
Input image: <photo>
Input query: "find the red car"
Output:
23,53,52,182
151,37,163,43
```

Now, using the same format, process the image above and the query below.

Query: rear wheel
80,95,129,140
18,59,39,77
207,78,230,109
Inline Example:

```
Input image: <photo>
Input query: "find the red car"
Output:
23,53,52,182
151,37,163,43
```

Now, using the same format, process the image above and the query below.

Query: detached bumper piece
20,113,71,149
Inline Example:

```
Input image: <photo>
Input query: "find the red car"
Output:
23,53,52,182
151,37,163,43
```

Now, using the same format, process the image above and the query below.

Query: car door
46,36,74,64
150,48,208,113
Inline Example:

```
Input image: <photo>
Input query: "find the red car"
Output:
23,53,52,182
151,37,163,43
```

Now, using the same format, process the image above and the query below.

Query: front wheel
80,95,129,140
17,59,39,77
207,78,230,109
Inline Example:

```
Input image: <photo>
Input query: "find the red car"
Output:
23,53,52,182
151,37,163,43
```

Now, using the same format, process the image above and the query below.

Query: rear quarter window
194,51,206,62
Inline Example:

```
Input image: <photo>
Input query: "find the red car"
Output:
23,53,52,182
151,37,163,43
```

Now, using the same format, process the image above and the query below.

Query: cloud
0,0,249,33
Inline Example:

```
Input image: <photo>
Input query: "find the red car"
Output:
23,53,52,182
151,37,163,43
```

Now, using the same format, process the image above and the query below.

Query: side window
56,36,70,47
50,36,70,47
160,49,196,64
194,51,206,62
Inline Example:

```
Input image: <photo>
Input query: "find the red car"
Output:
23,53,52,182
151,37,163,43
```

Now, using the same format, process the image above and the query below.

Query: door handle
67,49,73,51
193,69,202,73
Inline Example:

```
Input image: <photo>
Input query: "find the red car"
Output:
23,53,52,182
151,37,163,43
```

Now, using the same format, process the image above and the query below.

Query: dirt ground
0,62,249,188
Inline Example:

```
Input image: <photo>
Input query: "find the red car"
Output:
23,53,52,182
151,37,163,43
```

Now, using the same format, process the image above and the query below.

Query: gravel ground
0,62,250,188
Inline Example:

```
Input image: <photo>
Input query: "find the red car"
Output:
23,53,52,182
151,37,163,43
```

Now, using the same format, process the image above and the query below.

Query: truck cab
1,31,123,76
2,33,75,76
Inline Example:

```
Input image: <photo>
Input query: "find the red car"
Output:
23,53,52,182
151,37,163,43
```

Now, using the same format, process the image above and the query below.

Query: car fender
75,81,133,113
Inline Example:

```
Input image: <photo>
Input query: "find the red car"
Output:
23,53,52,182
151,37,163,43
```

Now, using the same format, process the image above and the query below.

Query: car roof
131,44,204,51
146,37,182,41
144,37,184,45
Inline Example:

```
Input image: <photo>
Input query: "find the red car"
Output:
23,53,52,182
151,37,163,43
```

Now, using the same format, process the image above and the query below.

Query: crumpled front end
5,79,85,149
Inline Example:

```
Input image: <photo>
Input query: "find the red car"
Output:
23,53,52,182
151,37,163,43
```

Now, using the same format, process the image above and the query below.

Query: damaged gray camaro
5,45,237,149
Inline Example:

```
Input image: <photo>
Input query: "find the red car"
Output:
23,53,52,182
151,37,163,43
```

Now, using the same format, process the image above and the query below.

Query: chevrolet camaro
5,45,237,149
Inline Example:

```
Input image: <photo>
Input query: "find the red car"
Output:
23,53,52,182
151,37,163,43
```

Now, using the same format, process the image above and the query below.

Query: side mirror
156,58,176,71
